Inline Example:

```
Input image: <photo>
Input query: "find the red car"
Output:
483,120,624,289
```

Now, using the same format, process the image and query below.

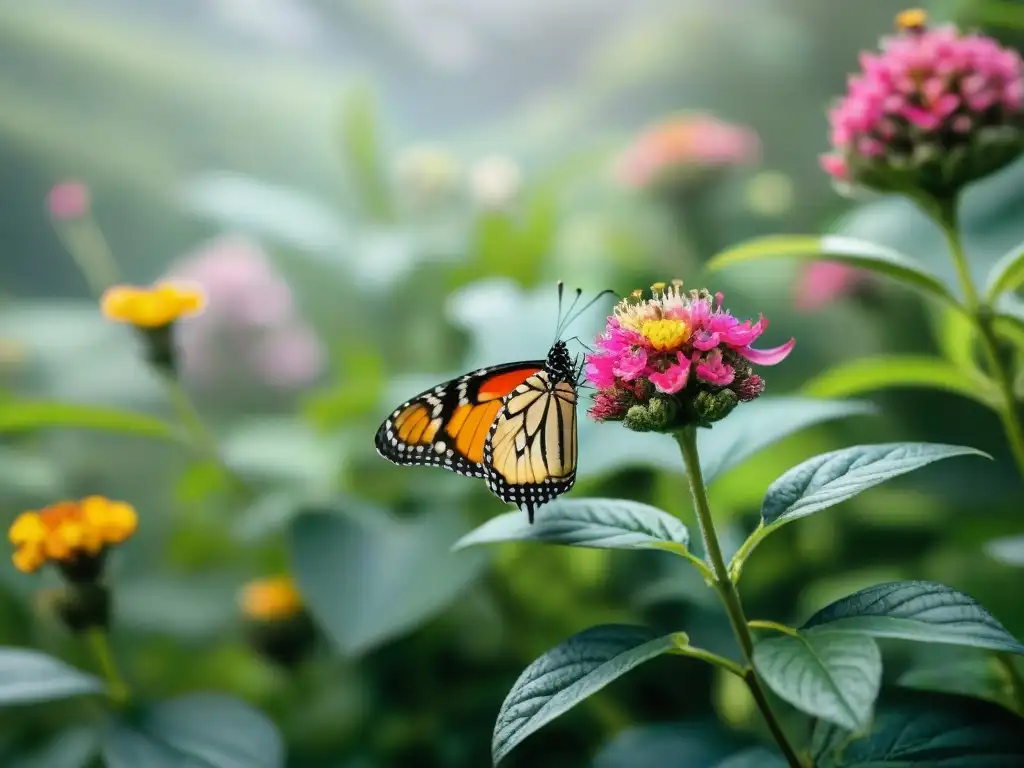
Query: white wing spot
434,441,446,453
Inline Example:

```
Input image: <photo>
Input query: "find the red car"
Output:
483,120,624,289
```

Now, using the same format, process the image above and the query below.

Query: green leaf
453,498,689,554
337,83,391,222
985,534,1024,566
592,722,750,768
803,355,1001,409
761,443,988,526
898,655,1016,711
707,234,958,304
753,631,882,732
290,507,488,656
0,401,184,442
712,747,788,768
983,239,1024,301
813,691,1024,767
8,729,98,768
801,581,1024,655
0,648,103,705
102,693,284,768
579,397,876,481
492,624,678,764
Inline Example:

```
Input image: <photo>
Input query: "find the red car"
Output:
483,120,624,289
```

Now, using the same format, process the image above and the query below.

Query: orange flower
9,496,138,575
101,282,205,328
239,576,303,621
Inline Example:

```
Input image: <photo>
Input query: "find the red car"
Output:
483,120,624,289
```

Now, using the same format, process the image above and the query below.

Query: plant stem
670,633,747,677
934,197,1024,478
675,426,804,768
54,217,121,296
160,374,254,502
87,628,129,705
747,619,799,637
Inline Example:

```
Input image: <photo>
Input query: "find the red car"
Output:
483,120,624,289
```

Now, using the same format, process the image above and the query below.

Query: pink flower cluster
47,181,90,221
821,12,1024,185
616,114,760,191
585,283,794,423
165,235,325,391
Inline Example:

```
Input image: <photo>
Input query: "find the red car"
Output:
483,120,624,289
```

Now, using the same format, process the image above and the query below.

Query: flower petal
738,337,795,366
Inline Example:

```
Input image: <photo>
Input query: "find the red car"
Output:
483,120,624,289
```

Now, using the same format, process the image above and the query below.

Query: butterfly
374,284,612,523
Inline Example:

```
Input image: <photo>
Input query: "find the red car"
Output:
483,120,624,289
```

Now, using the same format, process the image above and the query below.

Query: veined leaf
984,238,1024,301
707,234,957,305
802,581,1024,655
592,722,750,768
753,631,881,732
0,401,184,442
761,443,987,526
803,355,1001,410
813,691,1024,766
713,748,788,768
492,625,677,764
453,498,689,554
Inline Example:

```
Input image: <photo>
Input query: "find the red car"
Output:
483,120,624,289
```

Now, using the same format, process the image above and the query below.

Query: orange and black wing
375,361,544,478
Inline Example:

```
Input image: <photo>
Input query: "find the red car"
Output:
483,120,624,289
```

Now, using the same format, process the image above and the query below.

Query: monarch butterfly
374,284,612,523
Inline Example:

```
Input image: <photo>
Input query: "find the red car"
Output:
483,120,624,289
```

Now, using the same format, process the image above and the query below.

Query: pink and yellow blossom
585,282,794,429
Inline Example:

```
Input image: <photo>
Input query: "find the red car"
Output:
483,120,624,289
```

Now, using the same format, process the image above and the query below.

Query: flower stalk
87,628,129,705
932,196,1024,478
675,426,803,768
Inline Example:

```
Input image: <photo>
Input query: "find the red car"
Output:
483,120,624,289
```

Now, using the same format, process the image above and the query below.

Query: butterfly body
374,340,581,522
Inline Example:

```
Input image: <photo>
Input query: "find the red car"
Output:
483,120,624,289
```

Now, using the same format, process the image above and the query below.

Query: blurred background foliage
2,0,1024,766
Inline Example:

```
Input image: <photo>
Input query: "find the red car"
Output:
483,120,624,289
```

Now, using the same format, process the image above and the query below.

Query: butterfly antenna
560,288,616,337
555,284,583,341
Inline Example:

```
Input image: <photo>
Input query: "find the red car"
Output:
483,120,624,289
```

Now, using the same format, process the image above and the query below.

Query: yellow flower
895,8,927,32
8,497,138,574
240,576,303,621
100,281,205,328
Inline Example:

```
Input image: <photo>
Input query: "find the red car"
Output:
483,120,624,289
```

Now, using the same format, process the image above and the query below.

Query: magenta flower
586,282,794,430
47,181,90,221
821,10,1024,197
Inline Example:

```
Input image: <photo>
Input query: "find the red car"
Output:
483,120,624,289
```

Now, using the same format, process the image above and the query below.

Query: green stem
934,197,1024,478
748,619,799,637
160,374,254,501
54,217,121,296
87,628,129,705
675,427,804,768
669,633,746,677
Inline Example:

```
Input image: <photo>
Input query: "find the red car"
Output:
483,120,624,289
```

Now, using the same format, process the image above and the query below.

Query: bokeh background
2,0,1024,766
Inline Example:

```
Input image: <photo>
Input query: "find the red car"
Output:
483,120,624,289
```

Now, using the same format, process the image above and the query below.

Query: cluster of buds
238,576,317,668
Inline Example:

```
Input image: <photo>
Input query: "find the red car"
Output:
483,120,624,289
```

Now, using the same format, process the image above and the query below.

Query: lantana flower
616,113,760,201
239,575,316,667
9,496,138,580
586,282,794,431
821,9,1024,198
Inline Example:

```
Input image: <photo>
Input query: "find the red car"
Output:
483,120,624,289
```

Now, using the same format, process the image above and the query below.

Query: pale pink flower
794,262,871,312
616,114,760,192
648,353,690,394
47,181,90,220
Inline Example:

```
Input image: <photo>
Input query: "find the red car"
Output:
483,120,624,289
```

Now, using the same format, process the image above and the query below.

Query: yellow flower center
641,318,690,351
8,497,138,573
101,282,205,329
895,8,926,32
240,576,303,621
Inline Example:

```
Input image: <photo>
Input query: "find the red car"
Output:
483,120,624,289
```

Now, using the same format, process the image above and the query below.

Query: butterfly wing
375,361,545,478
483,371,578,521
